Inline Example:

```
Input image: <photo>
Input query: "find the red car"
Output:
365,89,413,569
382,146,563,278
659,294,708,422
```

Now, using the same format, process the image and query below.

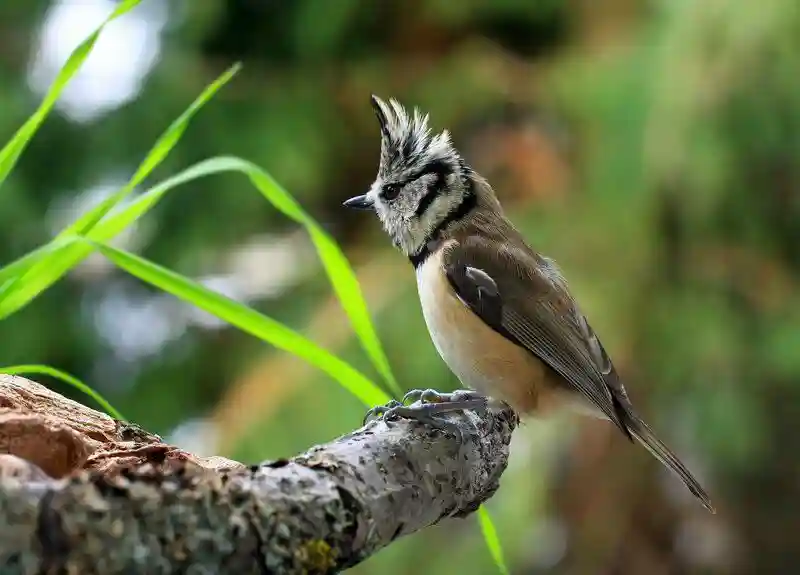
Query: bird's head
343,96,481,258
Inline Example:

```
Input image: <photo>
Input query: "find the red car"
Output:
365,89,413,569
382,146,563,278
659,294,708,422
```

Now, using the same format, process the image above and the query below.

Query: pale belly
415,255,574,415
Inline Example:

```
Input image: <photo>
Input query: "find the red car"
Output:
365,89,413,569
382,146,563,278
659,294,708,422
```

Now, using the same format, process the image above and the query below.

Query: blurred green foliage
1,0,798,573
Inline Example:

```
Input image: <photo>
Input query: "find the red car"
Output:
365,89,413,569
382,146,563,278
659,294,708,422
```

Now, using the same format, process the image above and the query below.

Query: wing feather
443,237,629,435
441,234,713,511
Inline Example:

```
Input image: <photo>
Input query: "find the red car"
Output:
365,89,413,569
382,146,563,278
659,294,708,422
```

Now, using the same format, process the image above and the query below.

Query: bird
343,95,714,513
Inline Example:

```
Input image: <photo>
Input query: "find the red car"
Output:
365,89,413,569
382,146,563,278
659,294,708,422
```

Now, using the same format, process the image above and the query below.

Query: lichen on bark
0,375,517,574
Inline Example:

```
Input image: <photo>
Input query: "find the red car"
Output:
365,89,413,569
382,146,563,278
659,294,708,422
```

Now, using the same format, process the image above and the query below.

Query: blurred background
1,0,799,573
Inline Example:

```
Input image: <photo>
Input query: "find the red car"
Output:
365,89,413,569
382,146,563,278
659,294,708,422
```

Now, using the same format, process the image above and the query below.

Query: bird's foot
362,388,488,427
401,388,487,409
362,399,403,425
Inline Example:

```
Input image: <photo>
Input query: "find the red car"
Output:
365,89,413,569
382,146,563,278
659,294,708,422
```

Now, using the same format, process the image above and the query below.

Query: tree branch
0,375,517,574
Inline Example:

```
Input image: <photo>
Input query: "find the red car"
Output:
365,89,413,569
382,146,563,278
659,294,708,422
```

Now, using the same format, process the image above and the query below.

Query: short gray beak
342,194,374,211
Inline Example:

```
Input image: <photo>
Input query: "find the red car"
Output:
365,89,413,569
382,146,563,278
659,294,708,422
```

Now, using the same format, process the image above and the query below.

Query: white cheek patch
419,188,464,236
366,187,382,208
370,168,465,257
390,188,463,256
370,189,392,224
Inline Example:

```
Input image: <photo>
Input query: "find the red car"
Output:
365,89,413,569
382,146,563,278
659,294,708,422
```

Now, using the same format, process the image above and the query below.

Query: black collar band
408,190,478,268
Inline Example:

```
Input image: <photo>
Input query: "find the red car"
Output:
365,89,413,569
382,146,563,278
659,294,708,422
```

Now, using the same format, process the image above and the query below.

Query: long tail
623,412,715,513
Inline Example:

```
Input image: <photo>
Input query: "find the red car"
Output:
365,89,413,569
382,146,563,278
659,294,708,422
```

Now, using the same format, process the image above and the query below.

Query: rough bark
0,374,518,574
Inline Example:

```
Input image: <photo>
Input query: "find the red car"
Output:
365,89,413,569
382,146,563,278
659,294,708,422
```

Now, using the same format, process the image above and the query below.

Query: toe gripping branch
363,389,489,431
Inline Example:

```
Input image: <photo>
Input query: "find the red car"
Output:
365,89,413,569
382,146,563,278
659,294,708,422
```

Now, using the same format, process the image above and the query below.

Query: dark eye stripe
408,178,477,268
412,160,451,217
407,159,451,183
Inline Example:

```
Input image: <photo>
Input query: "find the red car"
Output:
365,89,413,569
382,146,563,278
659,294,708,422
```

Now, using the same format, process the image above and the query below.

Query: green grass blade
0,156,401,401
81,237,390,408
0,239,80,318
0,364,125,420
0,66,240,319
0,0,143,190
0,244,62,292
64,62,242,236
0,165,226,316
477,505,509,575
212,157,402,399
0,164,231,316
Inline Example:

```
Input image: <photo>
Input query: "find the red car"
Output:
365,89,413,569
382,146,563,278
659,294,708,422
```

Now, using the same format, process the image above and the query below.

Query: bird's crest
370,95,458,175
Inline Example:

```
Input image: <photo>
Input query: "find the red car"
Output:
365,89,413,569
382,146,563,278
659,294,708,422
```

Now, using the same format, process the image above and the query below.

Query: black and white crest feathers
370,95,458,176
365,95,482,262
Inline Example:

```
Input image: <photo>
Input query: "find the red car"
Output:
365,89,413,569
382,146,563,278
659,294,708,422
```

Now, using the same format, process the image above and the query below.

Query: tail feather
624,414,715,513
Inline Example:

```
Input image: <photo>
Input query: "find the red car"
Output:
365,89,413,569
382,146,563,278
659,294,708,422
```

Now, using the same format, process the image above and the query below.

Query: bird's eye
382,183,401,201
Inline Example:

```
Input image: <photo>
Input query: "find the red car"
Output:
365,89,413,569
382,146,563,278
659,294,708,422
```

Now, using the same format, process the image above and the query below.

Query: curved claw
378,405,466,445
364,389,488,431
363,399,403,425
402,389,422,405
401,388,432,405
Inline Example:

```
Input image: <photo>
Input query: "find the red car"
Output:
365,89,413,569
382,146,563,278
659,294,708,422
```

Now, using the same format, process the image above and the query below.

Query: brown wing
443,236,632,438
443,235,715,511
